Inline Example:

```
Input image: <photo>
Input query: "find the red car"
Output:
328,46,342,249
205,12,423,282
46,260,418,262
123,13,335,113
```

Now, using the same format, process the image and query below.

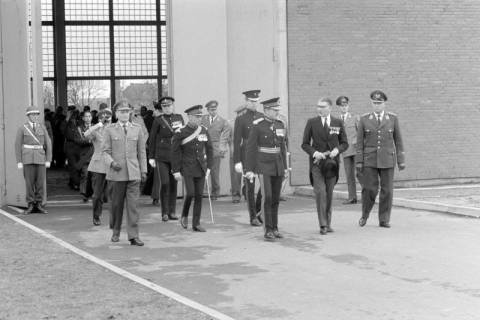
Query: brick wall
287,0,480,185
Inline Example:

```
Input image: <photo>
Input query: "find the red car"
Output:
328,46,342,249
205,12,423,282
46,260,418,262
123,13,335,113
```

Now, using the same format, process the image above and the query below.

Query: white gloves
235,162,243,173
205,168,211,178
313,151,326,162
17,163,23,169
173,172,182,181
329,148,339,158
245,171,255,182
148,159,156,168
45,161,51,168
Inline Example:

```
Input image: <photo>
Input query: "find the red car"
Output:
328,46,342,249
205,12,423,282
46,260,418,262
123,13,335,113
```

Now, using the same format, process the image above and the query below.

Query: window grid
113,0,157,21
65,25,110,77
160,25,167,76
114,25,158,76
42,25,55,78
41,0,53,21
160,0,167,21
65,0,109,21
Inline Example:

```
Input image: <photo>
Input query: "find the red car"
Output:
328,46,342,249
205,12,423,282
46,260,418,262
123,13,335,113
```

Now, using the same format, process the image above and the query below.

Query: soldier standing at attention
172,105,213,232
15,106,52,214
336,96,360,204
245,98,288,241
103,100,147,246
233,90,263,226
148,96,184,221
356,90,405,228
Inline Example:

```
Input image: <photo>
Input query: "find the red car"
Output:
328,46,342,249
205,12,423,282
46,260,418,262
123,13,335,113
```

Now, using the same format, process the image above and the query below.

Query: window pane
42,25,55,78
114,26,157,76
67,80,111,108
160,24,167,77
113,0,157,21
115,79,158,108
65,25,110,77
43,81,55,110
65,0,109,21
160,0,167,21
41,0,53,21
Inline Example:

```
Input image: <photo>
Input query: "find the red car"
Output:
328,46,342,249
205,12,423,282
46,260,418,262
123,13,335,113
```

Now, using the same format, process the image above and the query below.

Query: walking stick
205,177,215,224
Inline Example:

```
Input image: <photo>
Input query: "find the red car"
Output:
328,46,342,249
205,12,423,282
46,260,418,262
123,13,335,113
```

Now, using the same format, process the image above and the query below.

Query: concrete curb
294,186,480,219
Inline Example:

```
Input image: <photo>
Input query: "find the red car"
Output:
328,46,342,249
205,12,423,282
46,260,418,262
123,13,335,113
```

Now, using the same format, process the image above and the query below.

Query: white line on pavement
0,208,236,320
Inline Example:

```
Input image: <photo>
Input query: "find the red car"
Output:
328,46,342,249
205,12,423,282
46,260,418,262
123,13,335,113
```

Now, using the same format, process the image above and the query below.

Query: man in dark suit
245,97,288,241
356,90,405,228
172,105,213,232
233,90,263,226
148,96,184,221
302,97,348,235
103,100,147,246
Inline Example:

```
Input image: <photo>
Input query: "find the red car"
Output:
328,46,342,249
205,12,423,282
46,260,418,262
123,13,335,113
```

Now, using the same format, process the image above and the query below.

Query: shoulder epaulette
387,112,397,116
253,117,264,125
361,112,370,117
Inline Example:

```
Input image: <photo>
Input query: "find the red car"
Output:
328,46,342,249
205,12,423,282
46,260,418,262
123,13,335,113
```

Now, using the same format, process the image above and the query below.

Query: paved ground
4,192,480,320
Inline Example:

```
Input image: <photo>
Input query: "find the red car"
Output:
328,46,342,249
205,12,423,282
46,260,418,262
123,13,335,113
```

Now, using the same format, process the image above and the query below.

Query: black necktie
376,114,381,126
123,124,127,135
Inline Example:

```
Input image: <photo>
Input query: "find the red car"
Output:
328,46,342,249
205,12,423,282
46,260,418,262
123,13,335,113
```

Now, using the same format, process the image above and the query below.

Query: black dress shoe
264,231,275,241
129,238,144,246
180,216,188,229
326,226,334,233
320,227,328,235
359,218,367,227
162,214,169,222
379,222,391,228
279,196,287,201
152,199,159,205
342,198,357,205
250,218,262,226
211,196,218,201
111,235,119,242
36,205,48,214
168,214,179,220
273,229,283,238
256,213,263,224
93,217,101,226
232,199,240,203
192,225,206,232
24,203,35,215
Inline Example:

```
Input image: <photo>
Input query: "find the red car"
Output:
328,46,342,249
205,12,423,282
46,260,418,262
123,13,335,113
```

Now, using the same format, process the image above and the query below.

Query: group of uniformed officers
15,88,404,244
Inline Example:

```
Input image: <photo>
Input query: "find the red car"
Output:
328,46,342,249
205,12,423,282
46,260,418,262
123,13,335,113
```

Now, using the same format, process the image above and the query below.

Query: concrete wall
0,0,30,206
287,0,480,186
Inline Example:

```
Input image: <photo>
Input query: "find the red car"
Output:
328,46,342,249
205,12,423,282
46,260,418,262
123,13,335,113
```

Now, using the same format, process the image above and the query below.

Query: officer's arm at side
393,116,405,168
245,124,259,173
355,118,365,167
148,118,160,159
101,128,114,168
170,131,182,174
206,131,214,169
301,119,315,157
15,127,24,164
232,116,242,164
137,129,147,174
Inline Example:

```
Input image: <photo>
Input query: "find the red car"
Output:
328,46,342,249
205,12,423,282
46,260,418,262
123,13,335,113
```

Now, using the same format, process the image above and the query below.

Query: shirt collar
374,111,384,119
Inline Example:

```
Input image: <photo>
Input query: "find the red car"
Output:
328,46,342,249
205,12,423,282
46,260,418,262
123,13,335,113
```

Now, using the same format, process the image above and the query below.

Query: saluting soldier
233,90,263,226
15,106,52,214
103,100,147,246
148,96,184,221
245,98,288,241
172,105,213,232
356,90,405,228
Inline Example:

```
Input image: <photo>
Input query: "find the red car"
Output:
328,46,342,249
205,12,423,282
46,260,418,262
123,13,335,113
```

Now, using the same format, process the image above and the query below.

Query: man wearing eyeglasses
356,90,405,228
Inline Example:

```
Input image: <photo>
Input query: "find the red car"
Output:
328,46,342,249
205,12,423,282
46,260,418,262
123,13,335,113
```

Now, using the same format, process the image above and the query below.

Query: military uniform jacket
85,124,108,174
201,114,231,157
171,124,213,178
102,122,147,181
15,122,52,165
148,113,184,162
233,109,264,164
341,112,359,158
301,116,348,184
245,117,287,176
355,112,405,169
77,124,94,169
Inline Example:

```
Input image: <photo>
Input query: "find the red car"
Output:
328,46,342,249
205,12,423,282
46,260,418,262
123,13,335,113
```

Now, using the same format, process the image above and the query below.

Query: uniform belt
258,147,280,154
23,144,43,149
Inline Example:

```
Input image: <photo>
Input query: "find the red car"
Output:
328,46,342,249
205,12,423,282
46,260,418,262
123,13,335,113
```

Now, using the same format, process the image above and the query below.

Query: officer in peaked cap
148,96,184,220
171,105,213,232
245,97,288,241
15,106,52,214
233,89,264,226
356,90,405,228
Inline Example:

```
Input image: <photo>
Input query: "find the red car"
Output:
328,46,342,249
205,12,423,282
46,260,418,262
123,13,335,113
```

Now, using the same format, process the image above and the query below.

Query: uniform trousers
90,172,110,219
110,180,140,240
229,152,242,201
182,175,205,228
209,156,221,196
23,164,46,205
311,165,336,228
155,160,177,215
258,174,283,232
244,176,262,221
343,155,357,200
361,167,394,223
